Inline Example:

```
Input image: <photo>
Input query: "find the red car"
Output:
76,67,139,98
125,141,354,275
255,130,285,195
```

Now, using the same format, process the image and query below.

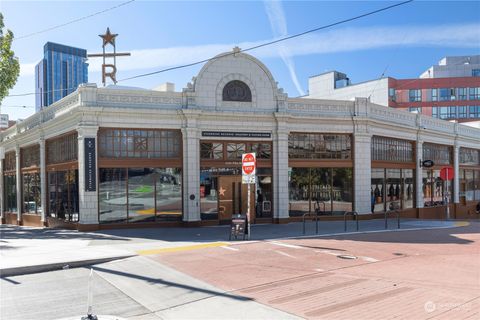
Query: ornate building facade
1,50,479,230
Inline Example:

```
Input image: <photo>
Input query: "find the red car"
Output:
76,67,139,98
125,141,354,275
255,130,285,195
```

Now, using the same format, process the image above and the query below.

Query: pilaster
416,140,424,208
181,110,201,222
273,115,289,219
453,144,460,204
353,133,372,214
39,138,47,223
77,126,99,225
15,145,21,223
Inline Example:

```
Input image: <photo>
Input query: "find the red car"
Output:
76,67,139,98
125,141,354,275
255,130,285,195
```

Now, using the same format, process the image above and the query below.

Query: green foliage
0,13,20,104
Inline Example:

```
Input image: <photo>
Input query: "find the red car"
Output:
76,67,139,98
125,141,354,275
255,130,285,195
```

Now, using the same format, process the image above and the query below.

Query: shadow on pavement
0,225,130,242
303,221,479,245
91,265,252,302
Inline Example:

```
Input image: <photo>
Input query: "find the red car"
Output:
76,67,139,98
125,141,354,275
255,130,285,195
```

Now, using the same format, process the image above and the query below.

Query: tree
0,13,20,104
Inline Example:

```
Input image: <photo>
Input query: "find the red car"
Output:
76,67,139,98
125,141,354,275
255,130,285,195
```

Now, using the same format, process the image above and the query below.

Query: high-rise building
35,42,88,111
306,55,480,124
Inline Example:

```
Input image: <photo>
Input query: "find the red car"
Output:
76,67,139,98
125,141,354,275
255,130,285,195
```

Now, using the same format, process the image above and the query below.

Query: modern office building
307,55,480,124
1,50,479,230
35,42,88,112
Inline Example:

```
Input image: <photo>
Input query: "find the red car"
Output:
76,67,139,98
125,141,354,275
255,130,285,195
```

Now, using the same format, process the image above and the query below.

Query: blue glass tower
35,42,88,112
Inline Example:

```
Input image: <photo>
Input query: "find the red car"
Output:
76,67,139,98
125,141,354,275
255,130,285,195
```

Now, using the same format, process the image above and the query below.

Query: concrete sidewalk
0,219,468,277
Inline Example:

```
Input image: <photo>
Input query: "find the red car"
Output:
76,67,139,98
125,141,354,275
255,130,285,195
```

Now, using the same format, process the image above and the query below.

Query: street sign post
440,167,454,220
242,153,256,239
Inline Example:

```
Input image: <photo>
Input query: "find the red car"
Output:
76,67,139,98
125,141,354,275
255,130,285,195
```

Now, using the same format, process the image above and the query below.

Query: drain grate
337,254,357,260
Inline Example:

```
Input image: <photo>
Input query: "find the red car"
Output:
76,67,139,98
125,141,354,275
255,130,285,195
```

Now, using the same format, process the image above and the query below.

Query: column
15,145,22,224
39,138,47,224
415,140,424,208
181,126,200,222
453,144,460,204
273,128,289,221
353,133,372,214
77,126,99,225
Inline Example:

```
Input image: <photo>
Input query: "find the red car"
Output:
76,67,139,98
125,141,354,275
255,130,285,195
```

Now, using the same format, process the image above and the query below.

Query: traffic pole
247,182,251,240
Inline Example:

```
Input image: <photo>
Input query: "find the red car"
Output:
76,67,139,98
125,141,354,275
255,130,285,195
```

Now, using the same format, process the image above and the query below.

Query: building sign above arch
222,80,252,102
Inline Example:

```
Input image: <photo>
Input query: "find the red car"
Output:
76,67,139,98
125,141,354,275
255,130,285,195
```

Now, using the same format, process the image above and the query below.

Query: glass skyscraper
35,42,88,112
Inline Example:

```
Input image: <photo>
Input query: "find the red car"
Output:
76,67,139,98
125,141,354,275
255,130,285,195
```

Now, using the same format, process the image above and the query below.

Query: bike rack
303,210,319,235
385,210,400,229
344,211,359,232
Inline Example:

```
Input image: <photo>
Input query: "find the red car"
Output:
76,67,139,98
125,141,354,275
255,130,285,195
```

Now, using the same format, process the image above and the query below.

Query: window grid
371,136,414,162
46,133,78,164
288,133,352,160
200,141,272,160
21,145,40,168
98,129,181,159
460,148,480,165
423,143,452,165
4,151,16,171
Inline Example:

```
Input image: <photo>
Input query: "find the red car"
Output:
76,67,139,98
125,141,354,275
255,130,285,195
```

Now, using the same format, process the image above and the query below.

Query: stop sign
440,167,454,181
242,153,256,175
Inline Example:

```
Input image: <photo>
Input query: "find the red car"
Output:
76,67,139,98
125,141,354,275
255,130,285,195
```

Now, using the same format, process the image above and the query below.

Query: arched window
222,80,252,102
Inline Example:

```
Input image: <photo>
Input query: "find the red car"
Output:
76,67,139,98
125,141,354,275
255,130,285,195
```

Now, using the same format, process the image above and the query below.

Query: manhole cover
337,254,357,260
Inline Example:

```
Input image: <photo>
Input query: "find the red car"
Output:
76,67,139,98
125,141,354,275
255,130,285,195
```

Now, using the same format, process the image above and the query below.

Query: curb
0,254,136,278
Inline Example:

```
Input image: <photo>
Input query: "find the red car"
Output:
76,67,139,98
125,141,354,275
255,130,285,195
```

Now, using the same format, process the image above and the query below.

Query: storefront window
371,169,385,212
128,168,155,223
22,173,41,214
332,168,353,213
289,167,352,216
476,170,480,200
423,169,452,207
98,129,181,159
289,168,310,216
200,142,223,160
4,175,17,212
371,168,414,212
156,168,182,220
226,143,246,159
48,170,79,221
251,143,272,159
288,133,351,159
21,145,40,168
99,167,182,223
371,136,414,162
402,169,414,209
460,148,480,165
47,133,78,164
465,170,475,201
423,143,452,165
99,168,127,223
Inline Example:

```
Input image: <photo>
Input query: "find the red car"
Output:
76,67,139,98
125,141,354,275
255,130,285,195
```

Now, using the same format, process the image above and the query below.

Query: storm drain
337,254,357,260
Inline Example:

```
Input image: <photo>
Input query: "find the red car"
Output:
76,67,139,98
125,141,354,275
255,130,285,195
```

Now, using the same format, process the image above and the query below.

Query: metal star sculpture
100,27,118,47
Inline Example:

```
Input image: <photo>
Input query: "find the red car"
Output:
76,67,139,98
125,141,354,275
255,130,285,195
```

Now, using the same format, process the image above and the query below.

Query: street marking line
221,245,239,251
359,256,379,262
137,242,230,255
274,250,297,259
454,221,470,227
269,241,305,249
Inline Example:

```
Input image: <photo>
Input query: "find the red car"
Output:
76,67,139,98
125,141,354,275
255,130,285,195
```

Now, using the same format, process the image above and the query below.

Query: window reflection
289,167,353,216
48,170,79,221
99,167,182,224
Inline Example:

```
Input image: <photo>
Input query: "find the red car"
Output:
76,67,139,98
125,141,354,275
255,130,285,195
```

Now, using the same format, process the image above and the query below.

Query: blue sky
1,0,479,120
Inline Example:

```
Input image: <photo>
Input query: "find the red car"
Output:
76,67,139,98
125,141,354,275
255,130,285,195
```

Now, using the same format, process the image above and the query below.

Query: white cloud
18,23,480,80
263,0,305,96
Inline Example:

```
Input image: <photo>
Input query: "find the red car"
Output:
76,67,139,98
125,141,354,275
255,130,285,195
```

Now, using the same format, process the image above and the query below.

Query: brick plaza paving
147,221,480,320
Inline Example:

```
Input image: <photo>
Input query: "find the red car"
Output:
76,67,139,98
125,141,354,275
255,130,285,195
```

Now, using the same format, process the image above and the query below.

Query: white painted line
221,246,239,251
274,250,297,259
360,256,379,262
318,250,341,257
314,268,325,272
269,241,305,249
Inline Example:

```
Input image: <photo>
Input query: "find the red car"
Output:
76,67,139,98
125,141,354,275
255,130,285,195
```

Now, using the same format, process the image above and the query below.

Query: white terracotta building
1,50,479,230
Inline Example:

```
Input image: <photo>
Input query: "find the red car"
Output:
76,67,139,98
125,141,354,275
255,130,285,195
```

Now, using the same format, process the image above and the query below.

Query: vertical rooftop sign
87,27,131,86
